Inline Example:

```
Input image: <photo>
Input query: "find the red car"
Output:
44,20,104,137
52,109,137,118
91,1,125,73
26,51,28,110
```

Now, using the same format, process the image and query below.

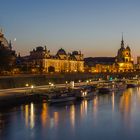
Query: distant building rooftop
84,57,116,66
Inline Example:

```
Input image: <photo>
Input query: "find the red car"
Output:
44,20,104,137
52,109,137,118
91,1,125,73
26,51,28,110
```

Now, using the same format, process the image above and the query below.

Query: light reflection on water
70,104,75,129
25,105,29,127
30,103,35,129
1,88,140,140
111,92,115,112
24,103,35,129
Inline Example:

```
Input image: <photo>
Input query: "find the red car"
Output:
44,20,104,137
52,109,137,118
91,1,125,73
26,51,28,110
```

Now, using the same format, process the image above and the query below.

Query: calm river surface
1,88,140,140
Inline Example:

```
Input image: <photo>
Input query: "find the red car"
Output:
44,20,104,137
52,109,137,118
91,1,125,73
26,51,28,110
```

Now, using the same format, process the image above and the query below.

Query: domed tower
116,35,125,62
56,48,67,59
115,35,134,72
0,29,9,49
57,48,67,55
0,29,17,71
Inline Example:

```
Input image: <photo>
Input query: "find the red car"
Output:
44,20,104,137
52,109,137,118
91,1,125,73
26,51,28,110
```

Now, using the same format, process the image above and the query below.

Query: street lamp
25,83,29,87
25,83,29,94
30,85,34,93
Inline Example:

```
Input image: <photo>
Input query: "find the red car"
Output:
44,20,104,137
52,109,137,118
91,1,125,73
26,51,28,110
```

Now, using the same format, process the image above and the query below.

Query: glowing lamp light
109,77,113,81
82,91,87,97
25,83,29,87
119,63,124,67
51,83,54,87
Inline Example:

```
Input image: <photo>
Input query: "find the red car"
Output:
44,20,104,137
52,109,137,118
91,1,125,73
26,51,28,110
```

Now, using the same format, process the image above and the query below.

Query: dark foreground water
1,88,140,140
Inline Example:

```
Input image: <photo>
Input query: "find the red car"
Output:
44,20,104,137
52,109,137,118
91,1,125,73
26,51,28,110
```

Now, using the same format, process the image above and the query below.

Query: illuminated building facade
85,36,134,73
28,46,84,73
115,36,134,72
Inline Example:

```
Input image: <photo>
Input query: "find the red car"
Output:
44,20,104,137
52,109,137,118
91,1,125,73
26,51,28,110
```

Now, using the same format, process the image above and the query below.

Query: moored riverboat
97,80,127,94
126,79,139,88
97,81,113,94
75,85,97,99
113,80,127,91
47,90,76,104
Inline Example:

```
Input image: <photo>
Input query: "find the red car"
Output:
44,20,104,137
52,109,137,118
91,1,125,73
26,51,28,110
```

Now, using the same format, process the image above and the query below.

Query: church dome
0,31,9,48
36,46,44,51
126,45,131,50
72,51,79,55
57,48,66,55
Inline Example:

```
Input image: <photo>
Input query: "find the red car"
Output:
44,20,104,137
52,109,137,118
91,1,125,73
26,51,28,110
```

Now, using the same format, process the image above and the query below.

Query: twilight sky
1,0,140,59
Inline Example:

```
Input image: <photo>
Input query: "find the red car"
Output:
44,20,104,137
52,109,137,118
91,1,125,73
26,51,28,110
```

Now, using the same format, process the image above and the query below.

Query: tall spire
121,32,124,48
122,32,123,41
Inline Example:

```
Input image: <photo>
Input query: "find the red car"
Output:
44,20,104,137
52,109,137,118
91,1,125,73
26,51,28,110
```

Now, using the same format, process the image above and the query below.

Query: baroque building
85,36,134,73
115,36,134,72
27,46,84,73
0,29,17,71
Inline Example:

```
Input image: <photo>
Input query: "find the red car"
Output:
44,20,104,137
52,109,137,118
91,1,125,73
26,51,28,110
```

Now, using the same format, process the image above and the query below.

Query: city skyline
1,0,140,60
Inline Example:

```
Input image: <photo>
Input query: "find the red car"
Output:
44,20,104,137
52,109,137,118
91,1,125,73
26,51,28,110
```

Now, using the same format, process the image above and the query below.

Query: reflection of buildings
80,100,88,118
21,47,84,73
0,30,17,72
119,90,132,122
70,105,75,129
41,103,48,127
93,96,98,122
112,92,115,111
85,36,134,73
24,103,35,129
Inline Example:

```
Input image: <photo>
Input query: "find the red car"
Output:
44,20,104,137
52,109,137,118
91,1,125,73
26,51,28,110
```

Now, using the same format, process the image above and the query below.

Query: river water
1,88,140,140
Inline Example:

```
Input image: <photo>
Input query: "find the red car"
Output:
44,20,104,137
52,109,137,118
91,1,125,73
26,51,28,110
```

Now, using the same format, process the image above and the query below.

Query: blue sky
1,0,140,59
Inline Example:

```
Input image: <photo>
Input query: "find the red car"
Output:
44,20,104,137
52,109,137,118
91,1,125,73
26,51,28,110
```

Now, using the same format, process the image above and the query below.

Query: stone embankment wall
0,73,94,89
0,72,138,89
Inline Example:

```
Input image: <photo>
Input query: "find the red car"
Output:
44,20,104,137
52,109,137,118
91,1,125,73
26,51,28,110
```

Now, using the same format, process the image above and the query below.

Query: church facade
28,46,84,73
85,36,134,73
115,36,134,72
